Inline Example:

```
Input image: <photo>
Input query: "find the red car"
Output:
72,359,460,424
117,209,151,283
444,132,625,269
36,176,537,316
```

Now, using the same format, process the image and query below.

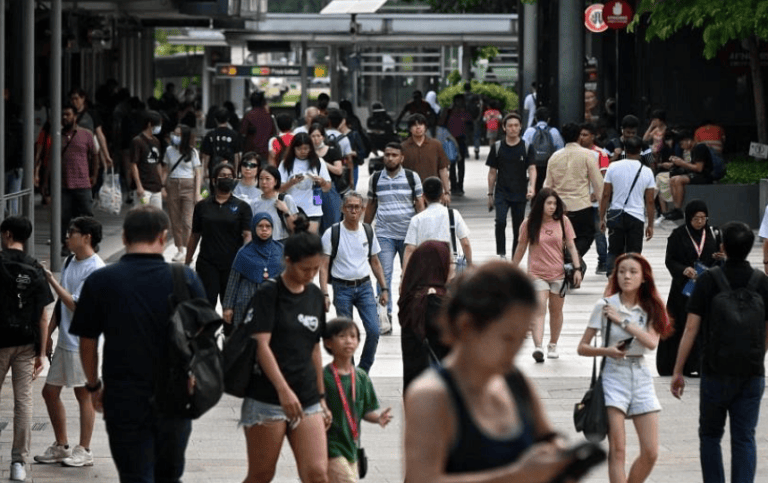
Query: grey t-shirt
250,194,298,241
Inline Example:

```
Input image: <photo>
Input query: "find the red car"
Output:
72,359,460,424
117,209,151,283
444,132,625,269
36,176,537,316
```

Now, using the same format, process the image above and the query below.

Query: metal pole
0,0,5,224
202,47,211,114
557,0,583,125
300,42,308,114
51,0,63,270
23,0,35,254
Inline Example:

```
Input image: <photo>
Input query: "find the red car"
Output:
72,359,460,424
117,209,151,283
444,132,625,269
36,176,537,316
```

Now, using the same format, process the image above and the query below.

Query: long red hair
606,253,673,339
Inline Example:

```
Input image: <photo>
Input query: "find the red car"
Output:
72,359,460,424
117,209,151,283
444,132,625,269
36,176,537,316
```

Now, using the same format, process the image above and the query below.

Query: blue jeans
593,207,607,267
376,237,405,315
105,399,192,483
699,373,764,483
332,281,379,372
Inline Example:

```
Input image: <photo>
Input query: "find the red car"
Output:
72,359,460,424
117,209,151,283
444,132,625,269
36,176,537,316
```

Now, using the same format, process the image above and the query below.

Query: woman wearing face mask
163,124,202,262
186,162,253,307
233,152,262,205
222,212,284,332
309,123,344,233
278,132,331,234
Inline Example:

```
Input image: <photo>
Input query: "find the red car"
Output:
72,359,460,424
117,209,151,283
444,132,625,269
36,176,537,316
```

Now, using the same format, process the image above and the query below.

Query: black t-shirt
0,250,54,353
201,127,242,174
247,276,326,407
485,139,534,202
687,260,768,376
192,195,252,270
130,133,163,193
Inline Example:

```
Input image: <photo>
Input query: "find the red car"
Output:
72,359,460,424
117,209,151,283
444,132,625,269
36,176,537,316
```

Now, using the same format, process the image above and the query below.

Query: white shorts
328,456,358,483
45,347,87,388
532,278,566,295
601,357,661,417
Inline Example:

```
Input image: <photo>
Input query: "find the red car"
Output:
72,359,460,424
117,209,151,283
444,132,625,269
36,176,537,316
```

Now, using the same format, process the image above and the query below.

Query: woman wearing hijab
656,199,723,376
425,91,441,116
223,212,284,332
398,241,452,393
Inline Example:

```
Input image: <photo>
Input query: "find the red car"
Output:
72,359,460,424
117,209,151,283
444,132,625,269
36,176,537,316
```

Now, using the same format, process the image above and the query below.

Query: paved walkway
2,145,768,482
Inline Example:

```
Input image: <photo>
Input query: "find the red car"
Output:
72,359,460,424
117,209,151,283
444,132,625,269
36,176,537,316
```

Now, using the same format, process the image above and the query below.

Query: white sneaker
62,445,94,467
171,249,185,262
547,343,559,359
532,347,544,363
34,442,71,463
10,462,26,481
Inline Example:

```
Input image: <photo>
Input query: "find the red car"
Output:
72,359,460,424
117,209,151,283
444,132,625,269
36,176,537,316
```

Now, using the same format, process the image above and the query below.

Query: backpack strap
746,269,764,292
170,263,191,306
709,266,731,293
448,209,458,256
63,254,74,271
404,169,417,201
371,171,382,199
276,193,289,231
328,223,342,282
363,223,374,259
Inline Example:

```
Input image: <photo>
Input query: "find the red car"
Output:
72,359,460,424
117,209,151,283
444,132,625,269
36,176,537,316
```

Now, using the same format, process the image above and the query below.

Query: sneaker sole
34,456,68,464
533,350,544,363
547,353,559,359
62,459,94,467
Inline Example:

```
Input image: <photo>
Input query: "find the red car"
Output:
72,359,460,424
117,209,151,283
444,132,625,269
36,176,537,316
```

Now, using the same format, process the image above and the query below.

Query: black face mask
216,178,235,193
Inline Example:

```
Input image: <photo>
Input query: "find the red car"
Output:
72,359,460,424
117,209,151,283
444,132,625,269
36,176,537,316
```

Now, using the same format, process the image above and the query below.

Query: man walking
400,114,450,204
487,112,536,259
35,217,105,467
543,122,603,261
201,107,242,176
70,206,206,481
364,142,424,331
598,136,655,274
130,110,164,208
579,122,611,274
320,192,388,372
403,177,472,270
0,216,53,481
671,221,768,483
523,107,564,197
240,91,274,160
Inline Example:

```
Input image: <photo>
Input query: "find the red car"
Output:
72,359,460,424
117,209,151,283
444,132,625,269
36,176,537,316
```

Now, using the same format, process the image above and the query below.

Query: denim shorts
601,357,661,417
240,398,323,428
532,278,566,295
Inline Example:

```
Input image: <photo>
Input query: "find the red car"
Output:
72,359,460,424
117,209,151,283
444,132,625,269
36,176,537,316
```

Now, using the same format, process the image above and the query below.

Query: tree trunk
748,35,767,144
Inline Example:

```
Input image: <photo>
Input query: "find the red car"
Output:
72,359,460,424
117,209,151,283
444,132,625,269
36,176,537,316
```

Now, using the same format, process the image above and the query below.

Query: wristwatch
85,379,103,393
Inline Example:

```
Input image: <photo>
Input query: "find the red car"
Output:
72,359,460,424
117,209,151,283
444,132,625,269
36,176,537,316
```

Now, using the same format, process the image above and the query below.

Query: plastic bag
377,302,391,334
97,168,122,216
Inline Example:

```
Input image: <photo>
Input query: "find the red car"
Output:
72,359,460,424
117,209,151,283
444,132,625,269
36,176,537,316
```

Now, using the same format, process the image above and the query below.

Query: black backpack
154,264,224,419
0,252,44,338
328,222,374,283
531,125,556,167
705,267,767,376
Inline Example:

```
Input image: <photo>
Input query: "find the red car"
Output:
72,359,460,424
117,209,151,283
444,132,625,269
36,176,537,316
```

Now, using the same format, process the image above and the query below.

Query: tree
404,0,515,13
631,0,768,143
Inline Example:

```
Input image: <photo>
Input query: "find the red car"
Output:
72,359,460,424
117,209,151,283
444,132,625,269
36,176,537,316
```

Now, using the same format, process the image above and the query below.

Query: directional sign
215,64,306,78
585,4,608,33
603,0,634,30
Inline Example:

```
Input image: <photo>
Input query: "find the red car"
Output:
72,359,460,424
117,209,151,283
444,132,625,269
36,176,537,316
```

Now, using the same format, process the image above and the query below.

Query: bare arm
587,157,603,200
185,232,201,265
511,233,529,266
325,159,344,177
487,167,497,210
527,165,537,199
34,306,49,378
44,270,76,312
670,313,702,399
95,126,113,166
364,198,377,224
459,237,472,265
439,167,451,206
644,188,655,240
403,244,416,275
370,254,389,306
319,256,331,312
131,163,144,196
80,337,103,411
598,182,613,233
414,195,425,213
253,332,303,419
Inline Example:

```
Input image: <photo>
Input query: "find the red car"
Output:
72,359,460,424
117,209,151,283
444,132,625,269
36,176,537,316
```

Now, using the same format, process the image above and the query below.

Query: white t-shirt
523,93,537,128
250,193,299,241
164,146,201,179
322,223,381,281
326,128,352,157
278,159,332,217
759,205,768,239
604,159,655,222
404,204,470,249
58,254,106,351
586,294,649,357
233,182,262,206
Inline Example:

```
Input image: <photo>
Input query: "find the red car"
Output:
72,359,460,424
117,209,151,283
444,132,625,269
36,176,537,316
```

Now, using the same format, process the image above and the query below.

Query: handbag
222,310,258,398
329,363,368,478
573,302,611,442
605,164,644,230
448,209,467,273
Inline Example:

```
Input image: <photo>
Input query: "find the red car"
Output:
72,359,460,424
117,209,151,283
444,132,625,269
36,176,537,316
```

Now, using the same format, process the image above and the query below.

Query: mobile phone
617,337,634,351
552,441,607,483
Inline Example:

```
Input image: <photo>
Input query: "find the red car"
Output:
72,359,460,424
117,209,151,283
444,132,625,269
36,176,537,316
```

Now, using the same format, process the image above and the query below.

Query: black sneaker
595,264,607,275
664,209,684,221
532,347,544,363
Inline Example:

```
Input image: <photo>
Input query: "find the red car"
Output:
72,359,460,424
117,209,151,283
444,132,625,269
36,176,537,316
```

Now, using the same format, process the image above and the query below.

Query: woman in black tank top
404,261,577,481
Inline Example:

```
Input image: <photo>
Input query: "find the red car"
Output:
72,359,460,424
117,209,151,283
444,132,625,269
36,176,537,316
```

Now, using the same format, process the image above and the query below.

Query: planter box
684,183,759,229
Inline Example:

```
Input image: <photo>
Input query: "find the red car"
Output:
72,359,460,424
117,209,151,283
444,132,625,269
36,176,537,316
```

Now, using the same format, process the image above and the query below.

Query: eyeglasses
691,215,708,222
67,228,81,236
242,163,258,169
344,205,363,212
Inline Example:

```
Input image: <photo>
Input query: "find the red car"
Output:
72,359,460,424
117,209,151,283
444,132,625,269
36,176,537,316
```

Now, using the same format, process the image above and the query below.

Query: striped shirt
368,167,423,239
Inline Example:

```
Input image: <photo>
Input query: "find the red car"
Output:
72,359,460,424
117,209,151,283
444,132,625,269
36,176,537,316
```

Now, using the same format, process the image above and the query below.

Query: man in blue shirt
70,205,206,482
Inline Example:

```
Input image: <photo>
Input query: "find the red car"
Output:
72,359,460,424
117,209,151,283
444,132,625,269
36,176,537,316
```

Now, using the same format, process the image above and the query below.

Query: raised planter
684,183,760,229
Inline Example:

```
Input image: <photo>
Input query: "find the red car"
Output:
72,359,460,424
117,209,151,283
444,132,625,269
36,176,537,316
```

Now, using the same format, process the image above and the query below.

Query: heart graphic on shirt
298,314,319,332
545,229,553,236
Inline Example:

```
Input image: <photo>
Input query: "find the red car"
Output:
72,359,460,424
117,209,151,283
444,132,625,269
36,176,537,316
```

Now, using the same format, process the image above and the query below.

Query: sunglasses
242,163,258,169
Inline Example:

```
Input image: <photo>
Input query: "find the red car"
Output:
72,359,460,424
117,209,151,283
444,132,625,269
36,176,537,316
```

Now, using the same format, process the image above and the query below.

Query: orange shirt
694,124,725,153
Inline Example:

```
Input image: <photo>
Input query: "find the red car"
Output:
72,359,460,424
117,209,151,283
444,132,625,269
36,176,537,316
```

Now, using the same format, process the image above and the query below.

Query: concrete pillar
300,42,308,114
330,45,340,101
51,0,63,269
202,47,211,114
557,0,584,126
461,43,472,80
23,0,34,247
0,0,5,222
134,32,142,99
521,2,537,106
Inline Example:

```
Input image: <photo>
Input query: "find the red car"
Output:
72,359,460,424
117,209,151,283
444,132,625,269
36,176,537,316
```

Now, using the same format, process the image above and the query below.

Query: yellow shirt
543,143,604,212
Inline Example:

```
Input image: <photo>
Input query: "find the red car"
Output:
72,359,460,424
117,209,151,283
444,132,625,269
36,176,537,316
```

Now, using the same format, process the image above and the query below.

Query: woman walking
512,188,582,362
577,253,673,483
250,165,299,242
241,216,332,483
233,152,262,205
309,123,345,233
278,133,331,234
404,261,577,481
163,124,202,262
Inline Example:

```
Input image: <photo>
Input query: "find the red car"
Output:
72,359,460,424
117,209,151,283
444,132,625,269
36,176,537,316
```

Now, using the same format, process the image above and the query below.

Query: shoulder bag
573,299,611,442
606,164,644,230
329,364,368,478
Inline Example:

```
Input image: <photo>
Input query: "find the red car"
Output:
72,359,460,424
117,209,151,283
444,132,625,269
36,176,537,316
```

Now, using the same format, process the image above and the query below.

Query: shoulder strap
170,263,191,306
63,254,75,271
363,223,374,259
404,169,416,200
371,171,382,198
746,269,763,292
494,140,501,154
169,152,190,175
329,223,341,277
621,163,645,208
448,209,458,256
709,266,731,293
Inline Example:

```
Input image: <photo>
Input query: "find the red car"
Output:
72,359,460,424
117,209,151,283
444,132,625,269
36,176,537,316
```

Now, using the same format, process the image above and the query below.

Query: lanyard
330,364,358,440
685,226,706,259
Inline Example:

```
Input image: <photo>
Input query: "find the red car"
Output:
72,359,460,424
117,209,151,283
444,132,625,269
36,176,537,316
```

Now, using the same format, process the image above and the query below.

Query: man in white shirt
599,136,656,274
320,192,388,372
292,106,319,135
523,83,537,128
35,217,105,468
403,177,472,271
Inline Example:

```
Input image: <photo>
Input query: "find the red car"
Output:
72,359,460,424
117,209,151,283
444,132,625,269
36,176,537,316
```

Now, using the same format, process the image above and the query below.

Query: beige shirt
543,143,603,212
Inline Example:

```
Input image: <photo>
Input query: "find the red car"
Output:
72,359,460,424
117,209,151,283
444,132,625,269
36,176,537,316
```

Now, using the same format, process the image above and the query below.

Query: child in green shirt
323,318,392,482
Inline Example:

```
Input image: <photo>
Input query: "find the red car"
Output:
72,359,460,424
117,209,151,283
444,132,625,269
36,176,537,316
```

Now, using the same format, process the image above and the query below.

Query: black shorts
688,173,712,185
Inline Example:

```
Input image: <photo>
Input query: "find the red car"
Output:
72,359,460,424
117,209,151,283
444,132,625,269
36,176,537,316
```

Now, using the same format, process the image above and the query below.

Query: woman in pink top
512,188,582,362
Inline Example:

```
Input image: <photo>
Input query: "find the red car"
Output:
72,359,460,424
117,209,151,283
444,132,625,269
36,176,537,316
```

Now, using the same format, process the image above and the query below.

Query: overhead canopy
320,0,389,15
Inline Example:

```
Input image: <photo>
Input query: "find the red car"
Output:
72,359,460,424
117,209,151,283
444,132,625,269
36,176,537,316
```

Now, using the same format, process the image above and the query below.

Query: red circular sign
584,4,608,33
603,0,634,29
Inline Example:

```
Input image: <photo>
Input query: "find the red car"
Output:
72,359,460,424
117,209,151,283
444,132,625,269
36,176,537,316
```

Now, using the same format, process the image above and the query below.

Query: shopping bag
97,168,122,215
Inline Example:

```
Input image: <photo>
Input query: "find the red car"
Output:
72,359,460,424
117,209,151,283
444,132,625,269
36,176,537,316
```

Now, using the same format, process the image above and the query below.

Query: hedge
437,81,518,112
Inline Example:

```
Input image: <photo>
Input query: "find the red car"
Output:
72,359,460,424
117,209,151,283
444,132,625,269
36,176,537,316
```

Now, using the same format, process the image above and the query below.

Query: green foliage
632,0,768,59
720,157,768,185
155,29,203,57
473,46,499,63
437,81,518,112
447,70,463,86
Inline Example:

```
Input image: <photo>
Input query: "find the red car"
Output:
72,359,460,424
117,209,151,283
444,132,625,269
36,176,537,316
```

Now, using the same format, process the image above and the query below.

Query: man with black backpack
671,221,768,483
70,206,208,482
522,107,564,197
0,216,54,481
201,107,242,179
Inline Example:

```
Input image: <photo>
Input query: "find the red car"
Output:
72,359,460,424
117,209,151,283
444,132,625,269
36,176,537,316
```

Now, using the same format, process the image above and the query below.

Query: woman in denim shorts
578,253,673,483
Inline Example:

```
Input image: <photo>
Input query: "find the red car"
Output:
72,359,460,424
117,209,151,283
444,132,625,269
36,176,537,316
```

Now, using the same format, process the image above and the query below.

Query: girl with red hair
577,253,672,483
